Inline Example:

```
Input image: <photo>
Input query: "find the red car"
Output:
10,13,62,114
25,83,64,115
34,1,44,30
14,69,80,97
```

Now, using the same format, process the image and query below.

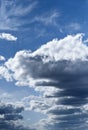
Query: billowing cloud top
32,33,88,61
0,33,17,41
0,33,88,129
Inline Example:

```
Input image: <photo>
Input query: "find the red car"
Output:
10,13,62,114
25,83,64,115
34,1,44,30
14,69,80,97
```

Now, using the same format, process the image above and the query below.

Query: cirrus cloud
0,0,38,30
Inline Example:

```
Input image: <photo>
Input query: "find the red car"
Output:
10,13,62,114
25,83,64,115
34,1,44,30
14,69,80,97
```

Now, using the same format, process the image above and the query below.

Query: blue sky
0,0,88,130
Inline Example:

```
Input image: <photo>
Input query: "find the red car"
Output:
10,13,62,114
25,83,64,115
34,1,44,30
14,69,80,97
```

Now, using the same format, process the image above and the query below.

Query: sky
0,0,88,130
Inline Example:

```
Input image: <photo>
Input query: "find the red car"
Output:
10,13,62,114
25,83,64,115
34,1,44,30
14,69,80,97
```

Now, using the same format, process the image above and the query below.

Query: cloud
0,55,5,61
0,33,17,41
1,33,88,129
0,66,13,81
0,0,38,30
60,23,81,34
13,1,37,17
68,23,81,30
32,10,59,26
0,102,35,130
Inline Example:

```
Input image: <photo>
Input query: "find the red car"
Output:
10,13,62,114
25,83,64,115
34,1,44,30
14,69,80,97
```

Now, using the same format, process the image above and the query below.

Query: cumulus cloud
0,33,17,41
1,33,88,129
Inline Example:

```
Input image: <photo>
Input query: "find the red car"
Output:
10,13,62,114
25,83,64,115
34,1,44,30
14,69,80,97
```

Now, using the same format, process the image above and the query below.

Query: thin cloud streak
32,10,59,26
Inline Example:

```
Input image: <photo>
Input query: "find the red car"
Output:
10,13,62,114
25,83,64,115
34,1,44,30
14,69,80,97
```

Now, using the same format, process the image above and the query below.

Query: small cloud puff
0,33,17,41
0,55,5,61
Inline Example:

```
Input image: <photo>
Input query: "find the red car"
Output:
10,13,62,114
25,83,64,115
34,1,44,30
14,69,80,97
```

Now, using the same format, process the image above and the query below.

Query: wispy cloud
32,10,59,26
0,0,38,30
59,22,81,34
0,33,17,41
13,1,37,17
67,22,81,31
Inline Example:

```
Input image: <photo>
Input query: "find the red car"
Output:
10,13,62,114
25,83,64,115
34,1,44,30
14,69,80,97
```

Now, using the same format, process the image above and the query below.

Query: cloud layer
0,33,88,129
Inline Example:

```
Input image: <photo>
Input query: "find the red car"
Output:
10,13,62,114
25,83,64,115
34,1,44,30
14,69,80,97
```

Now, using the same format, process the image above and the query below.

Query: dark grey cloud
0,104,24,114
0,103,35,130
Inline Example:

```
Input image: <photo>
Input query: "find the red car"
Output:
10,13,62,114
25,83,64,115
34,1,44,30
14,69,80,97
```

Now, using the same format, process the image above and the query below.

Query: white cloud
0,33,17,41
33,33,88,61
0,33,88,129
0,66,13,81
0,55,5,61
